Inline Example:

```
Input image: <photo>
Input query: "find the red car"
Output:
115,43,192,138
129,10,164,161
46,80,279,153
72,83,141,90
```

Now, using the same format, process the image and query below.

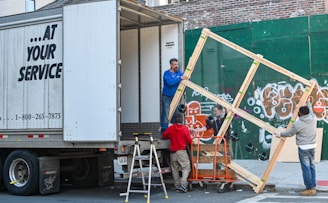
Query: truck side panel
0,20,63,130
63,1,118,142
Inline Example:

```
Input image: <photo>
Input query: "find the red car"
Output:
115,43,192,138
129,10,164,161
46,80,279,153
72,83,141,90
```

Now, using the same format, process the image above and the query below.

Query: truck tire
0,152,7,191
0,157,3,190
3,150,39,195
71,158,98,188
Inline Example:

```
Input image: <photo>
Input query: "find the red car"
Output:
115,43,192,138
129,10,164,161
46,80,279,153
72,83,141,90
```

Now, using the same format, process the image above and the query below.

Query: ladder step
120,190,147,196
123,143,168,202
134,155,150,160
129,190,148,193
145,183,163,186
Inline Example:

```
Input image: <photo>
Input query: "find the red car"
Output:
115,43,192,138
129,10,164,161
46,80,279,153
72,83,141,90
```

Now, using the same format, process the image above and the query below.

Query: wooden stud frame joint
169,28,316,193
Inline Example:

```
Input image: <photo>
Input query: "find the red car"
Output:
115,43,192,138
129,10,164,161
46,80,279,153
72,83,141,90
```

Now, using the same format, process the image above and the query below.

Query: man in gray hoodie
275,101,317,196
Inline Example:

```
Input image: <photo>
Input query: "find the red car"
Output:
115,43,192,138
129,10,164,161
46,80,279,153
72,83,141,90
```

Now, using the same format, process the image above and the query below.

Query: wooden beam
203,28,312,86
121,6,161,22
120,16,143,26
229,161,263,187
254,80,316,193
215,56,263,143
235,174,257,189
182,80,277,134
194,169,236,179
192,144,229,152
193,155,231,164
168,29,209,121
212,57,263,190
174,28,316,193
182,79,270,190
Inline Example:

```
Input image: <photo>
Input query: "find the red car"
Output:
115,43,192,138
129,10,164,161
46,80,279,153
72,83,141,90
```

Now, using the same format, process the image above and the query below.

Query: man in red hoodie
162,113,192,193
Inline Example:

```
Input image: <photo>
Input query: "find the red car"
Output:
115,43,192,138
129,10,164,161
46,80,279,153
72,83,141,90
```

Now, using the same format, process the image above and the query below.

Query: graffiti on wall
186,80,328,157
186,86,234,139
247,80,328,123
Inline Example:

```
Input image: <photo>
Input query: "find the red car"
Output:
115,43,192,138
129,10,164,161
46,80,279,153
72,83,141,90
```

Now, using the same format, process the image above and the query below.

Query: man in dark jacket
275,101,317,196
162,113,191,193
206,104,232,157
206,104,231,140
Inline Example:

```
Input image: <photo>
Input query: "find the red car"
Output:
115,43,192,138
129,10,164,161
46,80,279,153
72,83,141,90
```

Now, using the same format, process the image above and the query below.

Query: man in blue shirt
161,58,186,133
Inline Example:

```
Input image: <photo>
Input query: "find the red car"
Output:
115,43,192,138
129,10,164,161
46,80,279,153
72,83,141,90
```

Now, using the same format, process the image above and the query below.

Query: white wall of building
0,0,55,17
0,0,25,17
35,0,55,9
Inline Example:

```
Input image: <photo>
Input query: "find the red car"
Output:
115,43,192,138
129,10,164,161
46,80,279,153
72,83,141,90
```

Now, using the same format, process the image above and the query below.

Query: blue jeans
161,95,178,133
298,147,316,189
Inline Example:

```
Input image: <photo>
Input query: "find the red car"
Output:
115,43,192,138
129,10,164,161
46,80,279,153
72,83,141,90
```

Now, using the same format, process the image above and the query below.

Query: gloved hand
206,116,215,126
273,132,281,138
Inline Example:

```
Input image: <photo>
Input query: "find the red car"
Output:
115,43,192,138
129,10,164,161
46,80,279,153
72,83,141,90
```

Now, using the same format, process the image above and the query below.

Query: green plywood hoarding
184,14,328,160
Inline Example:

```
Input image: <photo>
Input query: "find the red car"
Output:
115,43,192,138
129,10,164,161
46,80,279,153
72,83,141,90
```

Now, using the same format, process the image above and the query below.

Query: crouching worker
206,105,233,157
162,113,192,193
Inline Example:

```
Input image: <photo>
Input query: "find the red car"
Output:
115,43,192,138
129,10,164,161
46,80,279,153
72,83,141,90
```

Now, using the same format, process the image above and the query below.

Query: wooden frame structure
168,28,316,193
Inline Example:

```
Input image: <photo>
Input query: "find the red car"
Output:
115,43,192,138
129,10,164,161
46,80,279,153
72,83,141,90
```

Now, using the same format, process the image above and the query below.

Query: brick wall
156,0,328,30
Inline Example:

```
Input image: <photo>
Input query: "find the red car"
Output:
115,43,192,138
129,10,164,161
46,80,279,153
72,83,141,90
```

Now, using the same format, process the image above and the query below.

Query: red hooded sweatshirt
162,123,192,152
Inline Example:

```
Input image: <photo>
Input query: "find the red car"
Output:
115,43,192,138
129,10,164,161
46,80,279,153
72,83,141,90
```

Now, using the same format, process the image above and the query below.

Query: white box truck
0,0,183,195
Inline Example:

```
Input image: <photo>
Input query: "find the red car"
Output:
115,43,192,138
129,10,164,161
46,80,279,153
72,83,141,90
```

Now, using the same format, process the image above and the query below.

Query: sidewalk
234,159,328,192
114,159,328,193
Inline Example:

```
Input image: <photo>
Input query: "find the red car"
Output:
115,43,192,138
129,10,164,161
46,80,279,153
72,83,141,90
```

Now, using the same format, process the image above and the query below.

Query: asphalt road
1,185,328,203
0,185,256,203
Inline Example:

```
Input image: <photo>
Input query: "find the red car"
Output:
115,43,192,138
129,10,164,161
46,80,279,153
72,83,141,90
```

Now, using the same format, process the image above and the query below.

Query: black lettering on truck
18,63,63,81
18,24,61,82
27,44,56,62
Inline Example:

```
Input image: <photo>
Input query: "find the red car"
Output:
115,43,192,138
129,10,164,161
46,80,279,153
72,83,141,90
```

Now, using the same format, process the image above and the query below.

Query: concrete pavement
115,159,328,193
234,159,328,192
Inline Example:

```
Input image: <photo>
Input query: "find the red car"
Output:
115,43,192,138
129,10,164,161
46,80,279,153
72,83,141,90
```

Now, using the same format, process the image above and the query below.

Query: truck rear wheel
3,150,39,195
71,158,98,188
0,157,3,190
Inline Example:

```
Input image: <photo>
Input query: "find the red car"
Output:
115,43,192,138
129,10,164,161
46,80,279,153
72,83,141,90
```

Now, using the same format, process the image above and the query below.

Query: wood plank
235,174,257,189
194,155,231,164
269,128,323,162
255,80,316,193
203,28,312,86
192,144,229,152
182,80,277,134
173,28,316,193
168,29,209,121
215,57,262,144
194,169,236,179
228,161,263,186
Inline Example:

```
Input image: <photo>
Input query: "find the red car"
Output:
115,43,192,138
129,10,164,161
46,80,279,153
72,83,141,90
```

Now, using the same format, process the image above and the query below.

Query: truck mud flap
38,157,60,195
98,153,114,186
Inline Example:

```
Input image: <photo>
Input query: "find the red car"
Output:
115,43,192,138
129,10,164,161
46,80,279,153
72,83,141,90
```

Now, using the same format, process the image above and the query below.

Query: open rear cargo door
63,0,118,142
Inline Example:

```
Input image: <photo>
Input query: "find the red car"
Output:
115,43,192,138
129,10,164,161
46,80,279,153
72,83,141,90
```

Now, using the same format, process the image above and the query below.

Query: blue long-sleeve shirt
162,69,183,97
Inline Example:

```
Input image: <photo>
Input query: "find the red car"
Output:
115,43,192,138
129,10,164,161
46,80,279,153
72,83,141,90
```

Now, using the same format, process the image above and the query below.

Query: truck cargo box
0,0,183,148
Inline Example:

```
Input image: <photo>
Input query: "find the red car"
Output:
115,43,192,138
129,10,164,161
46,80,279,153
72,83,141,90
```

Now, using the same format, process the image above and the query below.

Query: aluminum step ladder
120,133,169,203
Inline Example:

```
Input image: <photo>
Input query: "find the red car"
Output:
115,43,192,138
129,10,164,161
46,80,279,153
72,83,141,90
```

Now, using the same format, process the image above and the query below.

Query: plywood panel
270,128,323,162
120,29,139,123
140,26,160,122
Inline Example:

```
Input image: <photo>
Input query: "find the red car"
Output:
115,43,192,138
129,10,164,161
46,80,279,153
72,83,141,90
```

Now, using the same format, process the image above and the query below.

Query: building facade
0,0,55,17
156,0,328,30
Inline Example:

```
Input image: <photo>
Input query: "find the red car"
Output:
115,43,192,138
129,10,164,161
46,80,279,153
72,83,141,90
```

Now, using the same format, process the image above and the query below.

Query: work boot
176,185,188,193
299,188,317,196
